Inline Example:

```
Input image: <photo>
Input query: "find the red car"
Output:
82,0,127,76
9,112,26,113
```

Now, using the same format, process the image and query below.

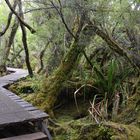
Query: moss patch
117,92,140,127
8,77,140,139
52,120,140,140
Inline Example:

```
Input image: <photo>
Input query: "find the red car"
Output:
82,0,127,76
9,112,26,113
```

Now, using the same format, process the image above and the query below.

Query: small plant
26,74,45,92
89,59,133,121
94,59,131,105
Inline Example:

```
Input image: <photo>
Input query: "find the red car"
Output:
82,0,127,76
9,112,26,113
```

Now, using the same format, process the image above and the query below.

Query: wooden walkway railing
0,68,52,140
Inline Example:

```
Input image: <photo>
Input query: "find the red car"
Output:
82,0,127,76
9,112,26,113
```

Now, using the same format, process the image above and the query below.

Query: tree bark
10,48,23,66
0,18,19,74
37,40,86,115
37,42,50,74
18,0,33,77
34,15,96,115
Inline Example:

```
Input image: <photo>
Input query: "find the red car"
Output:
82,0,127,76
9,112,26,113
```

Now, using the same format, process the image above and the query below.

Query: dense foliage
0,0,140,139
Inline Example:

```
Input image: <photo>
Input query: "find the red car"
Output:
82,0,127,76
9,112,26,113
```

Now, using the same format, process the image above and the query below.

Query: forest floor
8,76,140,140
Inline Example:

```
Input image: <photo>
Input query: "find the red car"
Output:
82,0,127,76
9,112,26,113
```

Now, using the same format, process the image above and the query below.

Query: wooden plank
19,104,33,108
6,92,15,95
0,68,49,127
14,99,26,102
0,132,47,140
0,89,48,126
24,106,38,111
9,96,21,100
29,110,49,119
0,90,47,126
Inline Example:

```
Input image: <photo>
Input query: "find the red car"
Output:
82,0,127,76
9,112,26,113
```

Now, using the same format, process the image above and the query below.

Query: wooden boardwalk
0,68,51,140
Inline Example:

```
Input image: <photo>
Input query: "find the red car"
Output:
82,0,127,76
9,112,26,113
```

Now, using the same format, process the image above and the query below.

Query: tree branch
0,0,18,36
18,0,33,77
5,0,36,34
50,0,76,39
90,23,140,71
83,50,106,81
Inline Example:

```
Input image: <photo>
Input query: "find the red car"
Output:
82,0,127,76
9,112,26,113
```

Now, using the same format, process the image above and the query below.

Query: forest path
0,67,28,87
0,68,51,139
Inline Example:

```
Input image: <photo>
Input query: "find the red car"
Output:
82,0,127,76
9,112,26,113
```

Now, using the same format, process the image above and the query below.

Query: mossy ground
8,78,140,140
50,119,140,140
116,92,140,129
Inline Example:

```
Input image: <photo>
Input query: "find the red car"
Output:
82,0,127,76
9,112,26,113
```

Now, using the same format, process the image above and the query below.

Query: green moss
7,71,140,139
103,122,140,140
117,92,140,126
52,119,140,140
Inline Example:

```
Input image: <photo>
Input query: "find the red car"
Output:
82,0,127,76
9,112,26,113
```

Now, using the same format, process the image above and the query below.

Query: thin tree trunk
5,19,19,62
10,48,23,65
18,0,33,77
0,0,19,75
0,18,19,74
37,42,50,74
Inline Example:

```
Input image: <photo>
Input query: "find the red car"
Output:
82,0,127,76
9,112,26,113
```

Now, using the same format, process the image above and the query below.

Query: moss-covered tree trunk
41,41,84,112
35,19,96,115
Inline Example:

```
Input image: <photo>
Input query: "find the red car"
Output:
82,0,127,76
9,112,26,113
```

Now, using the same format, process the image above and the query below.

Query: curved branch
18,0,33,77
37,41,50,74
5,0,36,34
50,0,76,39
91,23,140,71
0,0,18,36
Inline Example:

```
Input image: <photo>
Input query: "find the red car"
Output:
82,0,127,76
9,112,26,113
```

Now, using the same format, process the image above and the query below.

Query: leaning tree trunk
0,0,18,75
37,41,86,115
0,38,7,75
0,19,19,75
34,21,96,116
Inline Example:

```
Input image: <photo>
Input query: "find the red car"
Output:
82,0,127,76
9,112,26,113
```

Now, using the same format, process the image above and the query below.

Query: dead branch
50,0,76,39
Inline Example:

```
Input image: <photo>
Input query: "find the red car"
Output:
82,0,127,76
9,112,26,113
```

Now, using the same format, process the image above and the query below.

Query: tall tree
32,0,140,115
34,10,96,116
